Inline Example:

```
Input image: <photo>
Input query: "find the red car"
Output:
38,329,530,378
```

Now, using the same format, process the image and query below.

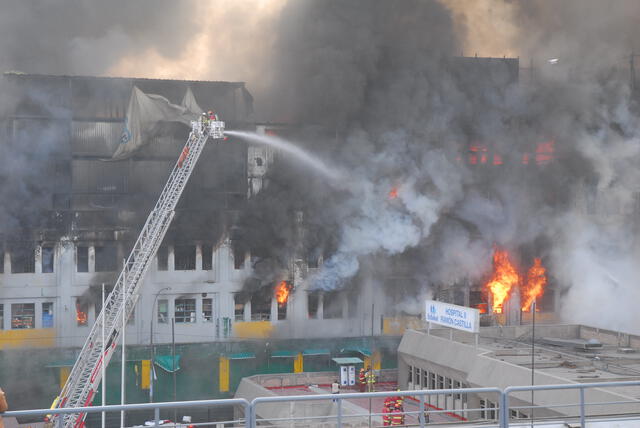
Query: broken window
0,304,3,329
42,302,54,328
250,290,271,321
202,298,213,322
202,244,213,271
308,292,320,319
157,246,168,271
11,245,35,274
255,157,263,167
76,300,88,326
42,246,55,273
77,246,89,272
175,298,196,323
11,303,35,329
174,245,196,270
234,295,245,321
0,250,4,273
469,290,488,314
157,299,169,324
95,245,117,272
323,291,343,319
233,244,245,269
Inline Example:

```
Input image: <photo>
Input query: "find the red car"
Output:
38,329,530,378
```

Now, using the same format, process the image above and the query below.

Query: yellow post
372,351,382,371
59,367,71,389
140,360,151,389
294,353,303,373
364,356,371,369
219,356,230,392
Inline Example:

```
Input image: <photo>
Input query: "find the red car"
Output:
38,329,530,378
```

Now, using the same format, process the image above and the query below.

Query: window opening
76,299,88,326
77,246,89,272
157,246,168,271
157,299,168,323
175,298,196,323
95,245,117,272
12,303,35,329
174,245,196,270
42,302,54,328
203,298,213,322
42,246,55,273
202,244,213,271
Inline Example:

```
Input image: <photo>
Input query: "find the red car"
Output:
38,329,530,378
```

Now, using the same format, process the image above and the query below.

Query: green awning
332,357,363,365
303,348,331,356
155,355,181,373
227,352,256,360
271,350,297,358
341,347,372,357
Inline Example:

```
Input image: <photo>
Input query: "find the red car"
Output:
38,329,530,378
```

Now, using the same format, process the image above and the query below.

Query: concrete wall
398,328,640,420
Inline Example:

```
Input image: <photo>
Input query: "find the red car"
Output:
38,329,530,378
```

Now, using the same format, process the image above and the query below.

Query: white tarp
112,86,201,159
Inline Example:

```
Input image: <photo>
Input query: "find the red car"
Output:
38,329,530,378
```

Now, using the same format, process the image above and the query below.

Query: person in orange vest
358,367,367,392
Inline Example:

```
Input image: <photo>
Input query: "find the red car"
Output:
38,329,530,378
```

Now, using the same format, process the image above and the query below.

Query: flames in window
484,248,548,314
76,301,88,326
275,281,291,306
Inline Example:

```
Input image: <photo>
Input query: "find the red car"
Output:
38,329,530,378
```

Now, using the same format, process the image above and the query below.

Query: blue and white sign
424,300,479,333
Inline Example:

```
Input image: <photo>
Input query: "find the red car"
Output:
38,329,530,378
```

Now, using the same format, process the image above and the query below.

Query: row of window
0,303,53,330
156,298,216,324
407,365,465,400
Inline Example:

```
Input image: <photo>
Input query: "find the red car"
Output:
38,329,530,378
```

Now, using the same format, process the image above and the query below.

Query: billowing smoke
241,0,640,332
3,0,640,331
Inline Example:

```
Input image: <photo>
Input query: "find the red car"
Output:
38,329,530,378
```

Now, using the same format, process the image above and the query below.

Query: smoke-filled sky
3,0,640,332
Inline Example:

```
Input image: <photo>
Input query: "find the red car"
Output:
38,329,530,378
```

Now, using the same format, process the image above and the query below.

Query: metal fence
5,380,640,428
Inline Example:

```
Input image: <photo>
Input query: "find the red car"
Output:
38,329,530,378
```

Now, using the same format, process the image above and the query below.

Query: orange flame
275,281,290,306
388,187,398,199
521,258,547,312
76,303,88,325
485,249,520,314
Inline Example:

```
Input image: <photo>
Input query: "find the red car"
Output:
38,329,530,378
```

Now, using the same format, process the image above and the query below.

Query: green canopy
303,349,330,356
332,357,363,365
271,350,297,358
227,352,256,360
154,355,181,372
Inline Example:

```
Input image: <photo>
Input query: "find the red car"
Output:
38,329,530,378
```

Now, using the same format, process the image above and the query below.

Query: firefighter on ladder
178,146,190,168
358,367,367,392
201,112,209,133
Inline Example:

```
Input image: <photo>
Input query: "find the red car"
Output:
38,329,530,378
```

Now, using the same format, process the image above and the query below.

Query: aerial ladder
51,117,225,428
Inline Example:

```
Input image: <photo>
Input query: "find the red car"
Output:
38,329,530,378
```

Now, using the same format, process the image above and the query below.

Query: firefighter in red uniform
390,401,405,426
178,146,190,168
382,399,392,426
358,367,367,392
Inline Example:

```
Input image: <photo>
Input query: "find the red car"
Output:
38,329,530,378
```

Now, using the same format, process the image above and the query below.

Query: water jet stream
225,130,343,182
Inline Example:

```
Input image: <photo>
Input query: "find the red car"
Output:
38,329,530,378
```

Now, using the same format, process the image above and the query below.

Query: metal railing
5,398,249,428
6,380,640,428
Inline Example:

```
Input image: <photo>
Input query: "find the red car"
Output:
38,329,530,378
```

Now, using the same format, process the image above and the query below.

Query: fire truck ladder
53,119,225,428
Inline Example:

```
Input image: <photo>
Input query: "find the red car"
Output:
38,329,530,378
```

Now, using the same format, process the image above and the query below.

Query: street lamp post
150,286,171,403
